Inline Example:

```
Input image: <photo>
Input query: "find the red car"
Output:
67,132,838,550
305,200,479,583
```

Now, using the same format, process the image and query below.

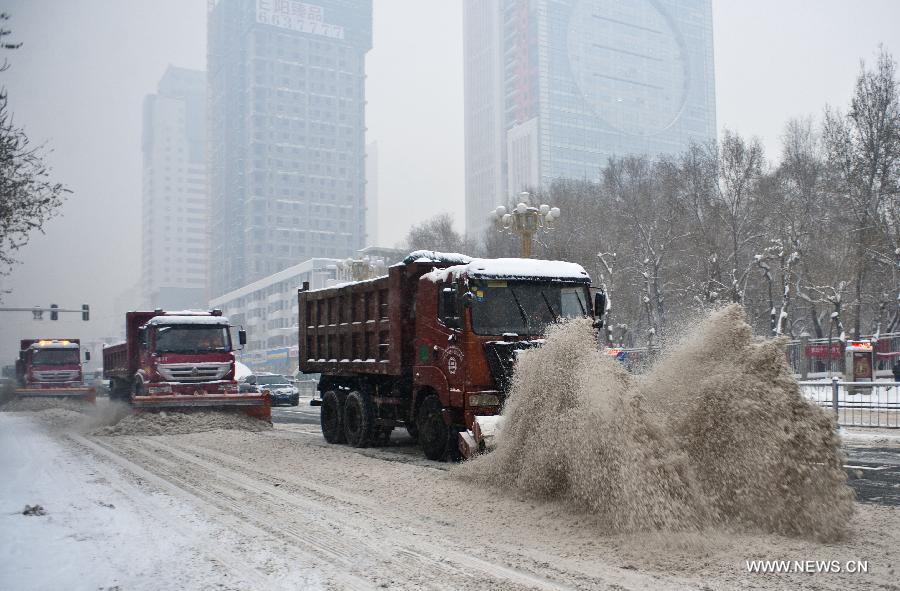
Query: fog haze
1,0,898,363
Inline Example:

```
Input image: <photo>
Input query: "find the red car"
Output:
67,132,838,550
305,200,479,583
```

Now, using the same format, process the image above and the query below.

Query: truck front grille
157,362,231,383
33,370,80,382
483,340,543,393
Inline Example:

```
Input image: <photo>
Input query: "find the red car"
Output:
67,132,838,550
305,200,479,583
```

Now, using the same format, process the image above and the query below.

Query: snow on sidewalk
0,413,232,591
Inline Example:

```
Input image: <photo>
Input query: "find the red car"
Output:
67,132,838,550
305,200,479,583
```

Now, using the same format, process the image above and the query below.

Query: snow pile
0,397,92,414
93,408,272,436
457,305,854,541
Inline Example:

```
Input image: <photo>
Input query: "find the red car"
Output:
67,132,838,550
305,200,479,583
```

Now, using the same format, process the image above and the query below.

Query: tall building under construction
208,0,373,296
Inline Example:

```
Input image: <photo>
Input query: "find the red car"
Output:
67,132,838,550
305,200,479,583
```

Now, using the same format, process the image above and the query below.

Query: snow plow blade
459,415,504,460
131,393,272,422
15,386,96,404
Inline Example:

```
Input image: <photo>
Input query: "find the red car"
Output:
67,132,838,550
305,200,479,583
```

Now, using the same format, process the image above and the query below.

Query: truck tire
320,390,346,444
417,395,452,461
343,390,375,447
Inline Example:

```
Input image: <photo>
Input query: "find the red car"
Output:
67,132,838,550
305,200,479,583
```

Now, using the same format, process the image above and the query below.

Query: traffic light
32,307,43,320
50,304,59,321
82,304,90,321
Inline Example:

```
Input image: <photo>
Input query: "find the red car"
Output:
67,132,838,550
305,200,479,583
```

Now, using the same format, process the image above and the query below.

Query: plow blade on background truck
104,310,270,422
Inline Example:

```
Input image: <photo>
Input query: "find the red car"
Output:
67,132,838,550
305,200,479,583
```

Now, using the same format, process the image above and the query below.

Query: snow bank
457,305,854,541
1,397,92,414
93,409,272,436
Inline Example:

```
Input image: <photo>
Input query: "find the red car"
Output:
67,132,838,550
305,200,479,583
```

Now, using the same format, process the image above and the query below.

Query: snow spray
456,305,854,541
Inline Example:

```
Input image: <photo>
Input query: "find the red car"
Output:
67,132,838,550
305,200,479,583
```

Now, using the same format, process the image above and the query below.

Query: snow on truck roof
401,250,474,266
145,315,230,326
426,258,590,283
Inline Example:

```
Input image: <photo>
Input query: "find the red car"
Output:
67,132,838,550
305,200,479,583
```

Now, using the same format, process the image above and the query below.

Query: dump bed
102,342,130,379
299,261,441,377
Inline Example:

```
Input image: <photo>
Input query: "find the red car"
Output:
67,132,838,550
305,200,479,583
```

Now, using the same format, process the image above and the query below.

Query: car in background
246,373,299,406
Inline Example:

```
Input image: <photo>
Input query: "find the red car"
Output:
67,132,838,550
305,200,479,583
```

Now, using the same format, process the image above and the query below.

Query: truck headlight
469,393,500,406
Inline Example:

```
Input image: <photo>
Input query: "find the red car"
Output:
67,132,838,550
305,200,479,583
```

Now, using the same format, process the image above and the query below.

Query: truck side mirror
238,329,247,346
84,351,91,362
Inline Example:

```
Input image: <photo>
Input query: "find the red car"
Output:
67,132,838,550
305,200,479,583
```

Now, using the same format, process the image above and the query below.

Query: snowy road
2,407,899,590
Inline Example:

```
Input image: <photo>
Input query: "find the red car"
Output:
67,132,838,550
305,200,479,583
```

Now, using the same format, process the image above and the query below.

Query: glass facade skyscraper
208,0,372,296
465,0,716,236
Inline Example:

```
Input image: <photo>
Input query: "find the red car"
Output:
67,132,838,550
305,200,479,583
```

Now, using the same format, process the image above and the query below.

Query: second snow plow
104,310,270,422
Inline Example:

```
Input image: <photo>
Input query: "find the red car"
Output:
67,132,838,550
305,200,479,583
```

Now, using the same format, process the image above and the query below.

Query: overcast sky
1,0,899,360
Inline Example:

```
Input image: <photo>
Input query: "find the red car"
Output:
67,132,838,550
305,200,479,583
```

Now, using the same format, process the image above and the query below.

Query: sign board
805,343,843,359
256,0,345,39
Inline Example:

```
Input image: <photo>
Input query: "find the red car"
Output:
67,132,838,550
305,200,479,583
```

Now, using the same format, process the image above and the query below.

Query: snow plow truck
300,251,606,460
103,310,270,421
15,338,96,403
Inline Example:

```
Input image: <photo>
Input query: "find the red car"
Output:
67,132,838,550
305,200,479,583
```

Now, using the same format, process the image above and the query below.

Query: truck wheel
417,395,451,461
343,390,375,447
320,390,345,444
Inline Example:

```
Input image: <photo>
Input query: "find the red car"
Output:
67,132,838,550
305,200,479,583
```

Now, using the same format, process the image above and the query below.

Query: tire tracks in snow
154,436,694,591
108,436,567,591
67,433,343,590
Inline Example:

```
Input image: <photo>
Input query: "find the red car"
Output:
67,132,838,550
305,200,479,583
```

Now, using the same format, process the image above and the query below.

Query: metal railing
799,379,900,428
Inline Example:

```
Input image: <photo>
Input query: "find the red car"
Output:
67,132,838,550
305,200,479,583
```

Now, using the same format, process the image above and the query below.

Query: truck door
436,281,466,396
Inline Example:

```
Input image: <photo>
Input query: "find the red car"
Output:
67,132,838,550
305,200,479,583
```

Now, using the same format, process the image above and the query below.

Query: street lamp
489,192,560,258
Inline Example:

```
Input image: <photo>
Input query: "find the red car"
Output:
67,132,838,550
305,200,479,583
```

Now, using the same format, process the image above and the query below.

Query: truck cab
413,259,597,458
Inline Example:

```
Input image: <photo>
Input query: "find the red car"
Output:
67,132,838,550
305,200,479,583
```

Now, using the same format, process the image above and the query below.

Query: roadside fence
799,379,900,428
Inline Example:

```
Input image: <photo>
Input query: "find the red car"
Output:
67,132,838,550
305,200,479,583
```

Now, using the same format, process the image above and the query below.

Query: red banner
805,343,842,359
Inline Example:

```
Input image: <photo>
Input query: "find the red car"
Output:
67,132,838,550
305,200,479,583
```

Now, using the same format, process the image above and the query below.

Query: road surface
2,403,898,590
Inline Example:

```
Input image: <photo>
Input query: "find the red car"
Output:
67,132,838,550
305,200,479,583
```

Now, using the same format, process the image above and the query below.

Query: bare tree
0,14,70,286
405,213,471,254
822,47,900,336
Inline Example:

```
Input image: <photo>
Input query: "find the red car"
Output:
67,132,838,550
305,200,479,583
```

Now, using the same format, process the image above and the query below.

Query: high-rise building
208,0,373,297
365,141,378,246
464,0,717,237
141,66,208,309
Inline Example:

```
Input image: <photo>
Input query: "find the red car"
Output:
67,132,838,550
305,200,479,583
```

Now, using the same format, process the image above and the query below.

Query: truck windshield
469,281,590,336
155,325,232,353
32,349,80,365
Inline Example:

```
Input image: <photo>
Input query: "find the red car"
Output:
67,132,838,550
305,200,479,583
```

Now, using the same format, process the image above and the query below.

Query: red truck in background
103,309,270,421
15,338,96,403
300,251,605,460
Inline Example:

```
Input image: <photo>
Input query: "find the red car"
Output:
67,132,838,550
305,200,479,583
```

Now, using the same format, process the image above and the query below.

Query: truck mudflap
458,415,505,459
131,392,272,422
15,386,97,404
